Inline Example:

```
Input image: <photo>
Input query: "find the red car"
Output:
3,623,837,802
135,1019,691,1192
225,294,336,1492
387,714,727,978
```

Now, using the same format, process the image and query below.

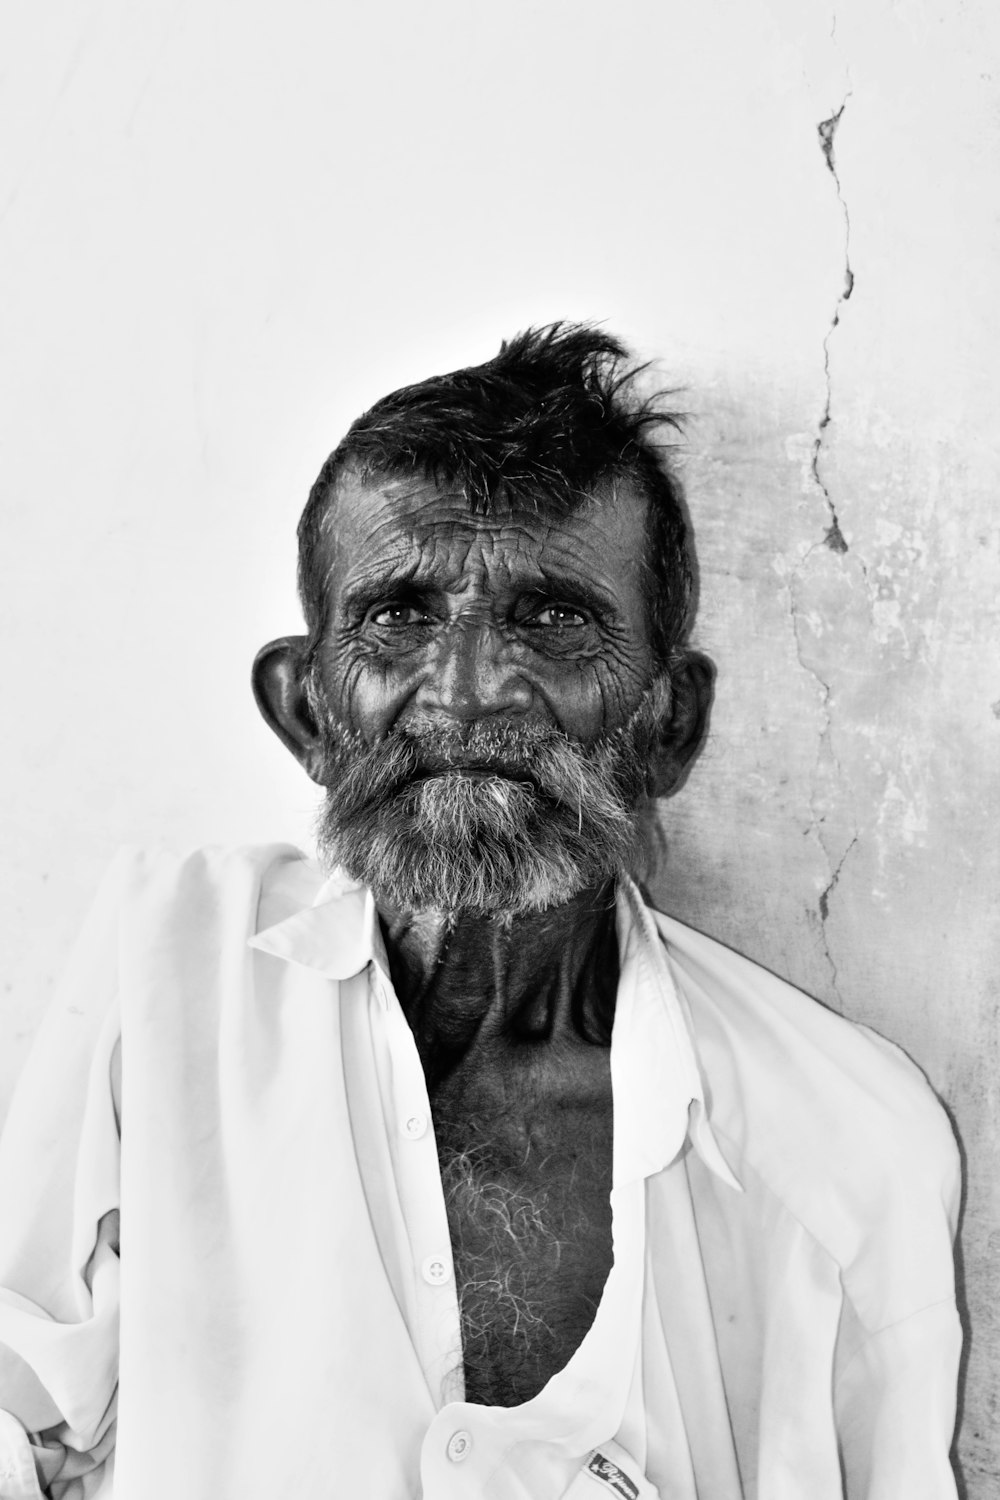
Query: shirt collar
249,867,740,1192
250,867,392,988
614,878,741,1192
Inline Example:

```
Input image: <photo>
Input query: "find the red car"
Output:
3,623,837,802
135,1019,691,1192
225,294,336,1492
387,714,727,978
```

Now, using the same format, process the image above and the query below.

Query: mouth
411,764,537,785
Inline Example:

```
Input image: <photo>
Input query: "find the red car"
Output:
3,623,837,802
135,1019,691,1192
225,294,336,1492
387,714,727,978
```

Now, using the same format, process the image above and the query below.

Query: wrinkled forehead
321,465,651,595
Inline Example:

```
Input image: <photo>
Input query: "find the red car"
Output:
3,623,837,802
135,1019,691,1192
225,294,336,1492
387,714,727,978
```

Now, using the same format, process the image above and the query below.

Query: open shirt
0,845,962,1498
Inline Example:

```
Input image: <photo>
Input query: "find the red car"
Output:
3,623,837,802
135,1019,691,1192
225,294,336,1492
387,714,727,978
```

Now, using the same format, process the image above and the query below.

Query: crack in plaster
783,92,863,1003
812,98,854,555
817,833,859,1003
786,593,852,998
787,568,863,1005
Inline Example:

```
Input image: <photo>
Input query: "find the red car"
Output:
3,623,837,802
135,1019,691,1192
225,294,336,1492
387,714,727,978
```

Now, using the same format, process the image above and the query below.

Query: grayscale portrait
0,3,996,1497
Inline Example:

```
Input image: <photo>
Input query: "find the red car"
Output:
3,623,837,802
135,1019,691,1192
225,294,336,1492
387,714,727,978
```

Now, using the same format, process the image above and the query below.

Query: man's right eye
370,603,429,627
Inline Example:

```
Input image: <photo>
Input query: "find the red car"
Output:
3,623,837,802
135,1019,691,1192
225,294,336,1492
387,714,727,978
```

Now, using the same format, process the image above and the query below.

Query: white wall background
1,0,997,1489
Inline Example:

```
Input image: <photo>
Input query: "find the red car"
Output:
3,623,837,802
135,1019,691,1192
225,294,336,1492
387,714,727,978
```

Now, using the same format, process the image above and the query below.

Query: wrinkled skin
254,468,711,1405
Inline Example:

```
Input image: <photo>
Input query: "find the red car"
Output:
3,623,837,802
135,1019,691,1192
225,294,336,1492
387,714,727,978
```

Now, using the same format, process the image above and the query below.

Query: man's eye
370,603,429,627
528,604,587,628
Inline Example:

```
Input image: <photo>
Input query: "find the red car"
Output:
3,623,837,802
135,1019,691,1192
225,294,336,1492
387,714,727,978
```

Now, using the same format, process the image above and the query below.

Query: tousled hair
297,322,692,664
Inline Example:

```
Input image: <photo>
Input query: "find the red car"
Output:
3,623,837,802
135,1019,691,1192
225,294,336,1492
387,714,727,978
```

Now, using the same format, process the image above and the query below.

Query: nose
417,620,532,722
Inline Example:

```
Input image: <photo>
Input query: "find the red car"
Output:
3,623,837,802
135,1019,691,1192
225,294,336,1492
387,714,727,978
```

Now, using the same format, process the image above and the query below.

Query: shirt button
422,1253,452,1285
402,1113,428,1139
446,1430,472,1463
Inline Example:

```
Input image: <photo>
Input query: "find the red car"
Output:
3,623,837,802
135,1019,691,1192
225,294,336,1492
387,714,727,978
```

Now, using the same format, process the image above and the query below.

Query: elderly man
0,325,960,1498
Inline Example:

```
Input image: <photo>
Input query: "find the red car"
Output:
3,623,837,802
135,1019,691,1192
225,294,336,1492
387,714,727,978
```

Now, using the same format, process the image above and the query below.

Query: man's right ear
252,636,327,785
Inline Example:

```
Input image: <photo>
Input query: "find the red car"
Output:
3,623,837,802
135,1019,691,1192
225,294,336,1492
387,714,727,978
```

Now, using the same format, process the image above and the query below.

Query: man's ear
252,636,327,785
649,649,715,798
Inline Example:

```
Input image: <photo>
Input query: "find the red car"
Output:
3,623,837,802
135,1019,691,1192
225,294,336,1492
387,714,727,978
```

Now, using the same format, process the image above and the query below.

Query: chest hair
433,1052,614,1407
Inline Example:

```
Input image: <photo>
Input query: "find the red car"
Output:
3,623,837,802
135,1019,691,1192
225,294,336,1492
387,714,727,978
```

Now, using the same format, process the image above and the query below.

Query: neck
378,881,621,1087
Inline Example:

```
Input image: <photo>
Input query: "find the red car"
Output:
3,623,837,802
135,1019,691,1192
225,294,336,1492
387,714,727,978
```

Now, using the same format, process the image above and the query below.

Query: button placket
376,970,462,1398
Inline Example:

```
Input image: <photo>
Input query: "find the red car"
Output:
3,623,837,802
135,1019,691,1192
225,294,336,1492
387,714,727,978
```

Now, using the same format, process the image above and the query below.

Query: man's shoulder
648,905,960,1247
106,841,322,934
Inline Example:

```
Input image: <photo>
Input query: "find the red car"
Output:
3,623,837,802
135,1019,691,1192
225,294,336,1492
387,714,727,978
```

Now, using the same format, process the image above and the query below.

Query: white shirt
0,844,961,1499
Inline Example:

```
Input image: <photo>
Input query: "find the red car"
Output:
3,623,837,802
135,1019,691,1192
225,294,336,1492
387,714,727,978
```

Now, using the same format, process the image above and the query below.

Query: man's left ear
252,635,327,785
649,649,715,798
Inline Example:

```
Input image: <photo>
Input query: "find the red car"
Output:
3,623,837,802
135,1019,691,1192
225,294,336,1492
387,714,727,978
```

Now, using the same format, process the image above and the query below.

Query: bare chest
432,1053,614,1408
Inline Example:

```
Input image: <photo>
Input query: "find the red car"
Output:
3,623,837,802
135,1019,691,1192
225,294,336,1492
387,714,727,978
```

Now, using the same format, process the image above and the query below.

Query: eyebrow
533,572,620,620
339,563,422,617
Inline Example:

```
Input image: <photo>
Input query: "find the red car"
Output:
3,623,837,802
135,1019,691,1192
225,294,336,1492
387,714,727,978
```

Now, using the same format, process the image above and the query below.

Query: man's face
313,468,658,745
305,468,668,915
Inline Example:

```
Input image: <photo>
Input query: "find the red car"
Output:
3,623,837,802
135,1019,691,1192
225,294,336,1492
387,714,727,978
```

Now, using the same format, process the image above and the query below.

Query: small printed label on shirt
585,1452,639,1500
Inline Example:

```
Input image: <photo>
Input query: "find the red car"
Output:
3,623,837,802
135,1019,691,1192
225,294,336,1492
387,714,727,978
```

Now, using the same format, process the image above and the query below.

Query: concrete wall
1,0,996,1489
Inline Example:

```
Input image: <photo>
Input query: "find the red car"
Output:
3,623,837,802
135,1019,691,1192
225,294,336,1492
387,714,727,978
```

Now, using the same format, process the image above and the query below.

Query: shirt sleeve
0,856,130,1499
829,1028,965,1500
834,1297,963,1499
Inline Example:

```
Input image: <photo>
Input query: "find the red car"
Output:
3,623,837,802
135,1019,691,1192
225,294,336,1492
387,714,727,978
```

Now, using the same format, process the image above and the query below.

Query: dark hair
297,322,692,664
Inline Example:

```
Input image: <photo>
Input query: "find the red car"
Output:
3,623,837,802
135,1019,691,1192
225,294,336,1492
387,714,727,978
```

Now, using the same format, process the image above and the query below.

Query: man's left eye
528,605,587,628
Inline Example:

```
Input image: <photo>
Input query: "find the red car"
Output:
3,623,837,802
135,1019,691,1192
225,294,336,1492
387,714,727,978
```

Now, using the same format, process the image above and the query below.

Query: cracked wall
653,12,1000,1488
1,0,997,1490
813,100,854,555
